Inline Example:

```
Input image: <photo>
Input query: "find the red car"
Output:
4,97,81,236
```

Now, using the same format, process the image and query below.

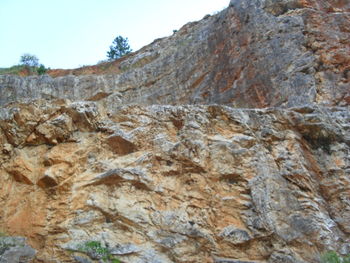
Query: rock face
0,0,349,108
0,0,349,263
0,236,36,263
0,100,349,262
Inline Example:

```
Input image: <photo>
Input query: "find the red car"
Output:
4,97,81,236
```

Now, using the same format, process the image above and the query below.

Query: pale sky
0,0,229,69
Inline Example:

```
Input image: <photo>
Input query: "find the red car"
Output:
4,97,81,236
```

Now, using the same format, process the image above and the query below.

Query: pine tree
107,36,132,60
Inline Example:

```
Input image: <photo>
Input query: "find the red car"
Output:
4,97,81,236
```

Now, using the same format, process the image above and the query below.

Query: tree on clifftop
19,53,39,67
19,54,47,75
107,36,132,60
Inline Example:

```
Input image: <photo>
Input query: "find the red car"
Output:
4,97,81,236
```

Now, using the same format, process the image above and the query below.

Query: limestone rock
0,236,36,263
0,101,349,262
106,131,137,155
0,0,349,108
0,0,349,262
219,226,252,245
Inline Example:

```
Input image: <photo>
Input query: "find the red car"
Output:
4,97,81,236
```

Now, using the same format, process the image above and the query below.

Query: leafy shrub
36,64,47,75
321,251,350,263
79,241,121,263
16,54,48,75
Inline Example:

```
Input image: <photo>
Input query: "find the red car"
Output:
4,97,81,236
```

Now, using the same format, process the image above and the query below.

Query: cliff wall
0,0,349,262
1,101,349,262
0,0,349,108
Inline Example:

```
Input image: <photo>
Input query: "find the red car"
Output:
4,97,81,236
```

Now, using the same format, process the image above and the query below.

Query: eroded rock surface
0,0,349,262
0,100,349,262
0,0,349,108
0,236,36,263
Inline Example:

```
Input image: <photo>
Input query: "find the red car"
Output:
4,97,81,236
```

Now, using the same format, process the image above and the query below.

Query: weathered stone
219,226,252,245
73,255,93,263
214,258,258,263
0,102,348,262
263,0,303,15
0,0,349,262
86,168,154,191
110,243,141,255
106,131,137,155
269,251,305,263
37,174,58,188
0,0,348,108
0,236,36,263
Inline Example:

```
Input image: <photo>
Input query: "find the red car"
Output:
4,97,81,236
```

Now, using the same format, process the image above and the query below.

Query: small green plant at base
79,241,121,263
321,251,350,263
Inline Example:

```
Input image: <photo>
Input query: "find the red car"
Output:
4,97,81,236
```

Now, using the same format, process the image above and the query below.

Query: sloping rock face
0,100,349,262
0,0,349,108
0,236,36,263
0,0,349,263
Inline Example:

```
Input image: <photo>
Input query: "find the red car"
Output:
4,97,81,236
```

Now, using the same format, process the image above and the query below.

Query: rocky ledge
0,100,349,262
0,0,349,108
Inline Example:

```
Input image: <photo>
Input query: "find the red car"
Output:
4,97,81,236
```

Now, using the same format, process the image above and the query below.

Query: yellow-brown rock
0,0,349,262
0,101,349,262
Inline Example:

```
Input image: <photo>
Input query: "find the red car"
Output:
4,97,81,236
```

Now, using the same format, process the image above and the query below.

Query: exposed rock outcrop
0,0,349,262
0,0,349,108
0,236,36,263
0,100,349,262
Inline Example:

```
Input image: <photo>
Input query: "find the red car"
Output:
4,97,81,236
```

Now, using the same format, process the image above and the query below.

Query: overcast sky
0,0,229,69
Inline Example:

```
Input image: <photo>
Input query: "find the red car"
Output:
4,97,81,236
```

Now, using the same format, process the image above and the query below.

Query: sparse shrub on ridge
37,64,47,75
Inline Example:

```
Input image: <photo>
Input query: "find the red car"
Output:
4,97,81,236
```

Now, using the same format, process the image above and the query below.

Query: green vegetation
36,64,47,75
79,241,121,263
321,251,350,263
0,54,48,76
107,35,132,60
20,53,39,67
0,65,27,75
19,53,48,75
